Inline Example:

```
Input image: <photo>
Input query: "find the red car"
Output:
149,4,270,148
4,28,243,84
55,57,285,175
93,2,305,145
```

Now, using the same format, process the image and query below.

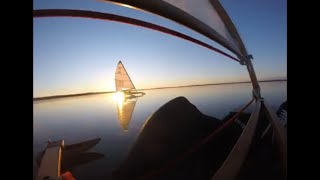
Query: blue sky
33,0,287,97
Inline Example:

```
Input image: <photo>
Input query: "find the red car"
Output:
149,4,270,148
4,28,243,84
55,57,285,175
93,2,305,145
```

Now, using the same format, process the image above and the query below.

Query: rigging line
34,9,241,63
136,98,255,180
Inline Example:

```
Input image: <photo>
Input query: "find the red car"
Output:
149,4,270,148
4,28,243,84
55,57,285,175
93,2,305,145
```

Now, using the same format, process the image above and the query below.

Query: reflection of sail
117,97,138,132
115,61,136,92
112,97,223,180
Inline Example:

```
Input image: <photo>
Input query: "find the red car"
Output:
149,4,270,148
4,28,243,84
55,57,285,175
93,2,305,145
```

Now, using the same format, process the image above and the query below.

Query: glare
113,91,125,104
108,2,141,10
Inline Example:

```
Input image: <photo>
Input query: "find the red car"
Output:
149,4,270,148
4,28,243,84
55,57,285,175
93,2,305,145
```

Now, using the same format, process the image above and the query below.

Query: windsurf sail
115,61,136,92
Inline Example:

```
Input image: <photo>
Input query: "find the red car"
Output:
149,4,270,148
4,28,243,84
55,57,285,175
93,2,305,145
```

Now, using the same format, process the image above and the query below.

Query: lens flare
113,91,125,104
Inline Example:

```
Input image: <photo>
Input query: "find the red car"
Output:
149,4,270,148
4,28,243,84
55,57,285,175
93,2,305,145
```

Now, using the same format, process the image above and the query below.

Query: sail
116,97,137,132
162,0,238,51
115,61,136,92
104,0,249,60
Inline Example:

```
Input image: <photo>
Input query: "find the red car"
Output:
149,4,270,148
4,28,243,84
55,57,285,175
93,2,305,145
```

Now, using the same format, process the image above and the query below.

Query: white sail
162,0,238,51
115,61,136,92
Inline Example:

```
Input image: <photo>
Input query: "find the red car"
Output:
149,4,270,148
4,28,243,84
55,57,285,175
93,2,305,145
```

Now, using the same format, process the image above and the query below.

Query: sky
33,0,287,97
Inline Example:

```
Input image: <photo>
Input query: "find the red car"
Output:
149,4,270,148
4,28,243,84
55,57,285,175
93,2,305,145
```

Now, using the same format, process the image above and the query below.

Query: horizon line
33,79,287,101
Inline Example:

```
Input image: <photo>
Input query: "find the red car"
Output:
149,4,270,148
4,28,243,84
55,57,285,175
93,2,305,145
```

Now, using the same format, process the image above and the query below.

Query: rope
136,98,255,180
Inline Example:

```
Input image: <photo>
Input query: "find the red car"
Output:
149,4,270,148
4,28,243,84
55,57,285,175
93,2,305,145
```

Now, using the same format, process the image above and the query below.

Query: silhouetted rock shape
112,96,247,180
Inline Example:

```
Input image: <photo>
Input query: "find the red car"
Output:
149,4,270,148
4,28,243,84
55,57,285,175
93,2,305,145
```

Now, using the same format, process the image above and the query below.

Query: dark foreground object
113,97,253,180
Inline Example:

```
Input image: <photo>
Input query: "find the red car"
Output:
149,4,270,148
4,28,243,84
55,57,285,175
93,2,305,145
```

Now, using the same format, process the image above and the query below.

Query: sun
112,91,125,104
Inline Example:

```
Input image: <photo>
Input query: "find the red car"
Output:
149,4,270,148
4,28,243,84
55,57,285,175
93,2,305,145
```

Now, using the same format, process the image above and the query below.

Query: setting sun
113,91,125,104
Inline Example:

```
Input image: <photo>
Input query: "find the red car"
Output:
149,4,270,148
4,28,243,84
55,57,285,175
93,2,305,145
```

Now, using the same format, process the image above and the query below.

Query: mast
209,0,261,98
244,58,261,99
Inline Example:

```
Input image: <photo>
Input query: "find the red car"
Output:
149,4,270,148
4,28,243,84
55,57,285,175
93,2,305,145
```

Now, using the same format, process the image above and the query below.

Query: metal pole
243,57,261,99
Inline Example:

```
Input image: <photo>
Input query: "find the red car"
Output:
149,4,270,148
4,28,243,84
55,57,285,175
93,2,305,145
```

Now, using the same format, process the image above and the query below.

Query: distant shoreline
33,79,286,101
138,79,287,91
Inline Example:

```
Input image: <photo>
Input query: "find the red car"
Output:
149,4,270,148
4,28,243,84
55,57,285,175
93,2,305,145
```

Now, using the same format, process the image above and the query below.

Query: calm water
33,81,286,179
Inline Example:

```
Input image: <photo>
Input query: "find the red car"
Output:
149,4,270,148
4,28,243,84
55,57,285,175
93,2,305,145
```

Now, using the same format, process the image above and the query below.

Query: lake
33,81,287,179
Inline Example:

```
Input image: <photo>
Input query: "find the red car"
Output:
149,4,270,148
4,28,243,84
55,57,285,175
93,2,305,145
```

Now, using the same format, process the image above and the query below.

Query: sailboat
115,61,145,98
34,1,286,179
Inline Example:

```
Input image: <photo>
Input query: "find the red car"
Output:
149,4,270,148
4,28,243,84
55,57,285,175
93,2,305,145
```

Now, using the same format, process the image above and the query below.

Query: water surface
33,81,287,179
